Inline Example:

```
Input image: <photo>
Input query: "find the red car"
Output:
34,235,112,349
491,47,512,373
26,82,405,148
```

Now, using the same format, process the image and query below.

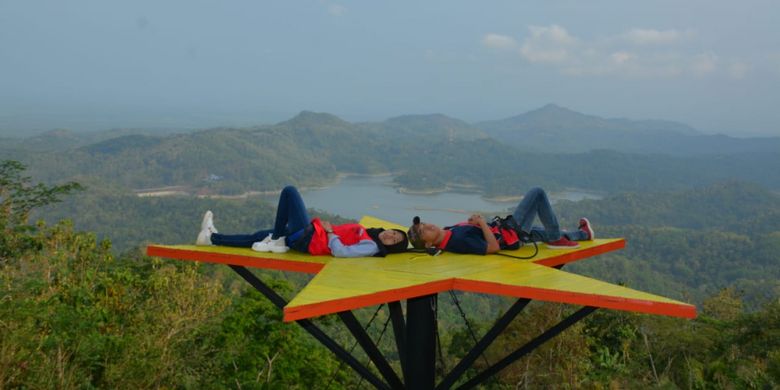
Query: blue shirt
442,225,487,255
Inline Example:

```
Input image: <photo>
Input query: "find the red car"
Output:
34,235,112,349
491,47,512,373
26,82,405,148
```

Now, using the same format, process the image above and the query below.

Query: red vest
449,221,520,250
308,218,373,256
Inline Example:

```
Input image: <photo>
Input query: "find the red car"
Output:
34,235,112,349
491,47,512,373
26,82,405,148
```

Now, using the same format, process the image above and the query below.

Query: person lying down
196,185,409,258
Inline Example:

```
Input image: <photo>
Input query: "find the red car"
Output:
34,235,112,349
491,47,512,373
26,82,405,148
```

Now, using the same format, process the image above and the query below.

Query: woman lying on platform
196,185,409,257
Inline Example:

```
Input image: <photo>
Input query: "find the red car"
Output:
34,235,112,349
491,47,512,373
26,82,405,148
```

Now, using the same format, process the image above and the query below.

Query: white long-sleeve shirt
327,232,379,257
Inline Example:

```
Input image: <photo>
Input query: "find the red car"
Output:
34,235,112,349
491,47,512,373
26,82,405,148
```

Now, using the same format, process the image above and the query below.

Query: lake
285,175,602,226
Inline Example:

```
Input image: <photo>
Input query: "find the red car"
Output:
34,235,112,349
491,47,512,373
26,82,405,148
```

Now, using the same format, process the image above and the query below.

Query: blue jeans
512,187,586,242
211,186,311,248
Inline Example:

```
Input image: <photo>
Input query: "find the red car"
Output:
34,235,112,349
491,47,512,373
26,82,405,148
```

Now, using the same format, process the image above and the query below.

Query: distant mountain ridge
361,113,489,141
477,104,780,155
482,104,698,135
275,110,355,131
4,105,779,156
2,108,779,197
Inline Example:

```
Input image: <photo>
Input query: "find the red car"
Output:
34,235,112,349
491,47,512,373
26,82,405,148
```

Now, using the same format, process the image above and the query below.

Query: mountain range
478,104,780,155
2,106,779,197
5,104,778,156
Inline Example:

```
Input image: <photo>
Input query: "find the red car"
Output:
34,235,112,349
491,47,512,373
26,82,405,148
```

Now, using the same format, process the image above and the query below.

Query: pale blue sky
1,0,779,135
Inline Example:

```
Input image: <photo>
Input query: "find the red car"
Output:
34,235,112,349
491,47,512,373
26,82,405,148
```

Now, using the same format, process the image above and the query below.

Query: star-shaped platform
147,216,696,322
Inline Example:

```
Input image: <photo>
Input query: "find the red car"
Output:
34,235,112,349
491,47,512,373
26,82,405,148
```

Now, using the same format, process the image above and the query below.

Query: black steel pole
456,306,598,390
338,311,405,389
229,264,287,308
406,294,437,390
436,298,531,390
229,265,390,390
388,301,409,383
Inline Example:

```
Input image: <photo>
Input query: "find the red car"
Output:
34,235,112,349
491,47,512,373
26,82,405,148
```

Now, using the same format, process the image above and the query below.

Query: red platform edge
145,238,697,322
282,275,696,322
146,239,625,274
532,239,626,267
146,245,325,274
454,279,697,319
283,279,454,322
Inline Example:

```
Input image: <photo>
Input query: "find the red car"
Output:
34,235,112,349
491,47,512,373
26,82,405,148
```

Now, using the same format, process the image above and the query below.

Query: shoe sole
251,234,275,252
545,243,580,249
252,244,272,252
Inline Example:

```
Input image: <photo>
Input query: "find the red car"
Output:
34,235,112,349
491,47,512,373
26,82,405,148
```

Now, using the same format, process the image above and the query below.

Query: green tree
0,160,82,261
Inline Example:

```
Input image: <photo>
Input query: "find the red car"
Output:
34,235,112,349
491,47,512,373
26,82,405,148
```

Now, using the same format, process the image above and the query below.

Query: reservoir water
286,175,602,226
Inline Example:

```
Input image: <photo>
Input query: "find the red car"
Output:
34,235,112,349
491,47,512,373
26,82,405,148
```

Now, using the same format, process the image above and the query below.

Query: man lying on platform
407,187,595,255
196,186,409,257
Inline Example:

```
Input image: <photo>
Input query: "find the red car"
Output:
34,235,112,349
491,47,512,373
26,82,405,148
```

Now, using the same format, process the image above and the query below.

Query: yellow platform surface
147,216,696,322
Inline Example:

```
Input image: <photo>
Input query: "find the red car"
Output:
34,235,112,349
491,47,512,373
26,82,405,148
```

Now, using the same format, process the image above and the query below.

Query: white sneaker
196,228,212,245
196,211,219,245
269,236,289,253
251,234,274,252
201,210,218,233
251,235,289,253
578,218,594,240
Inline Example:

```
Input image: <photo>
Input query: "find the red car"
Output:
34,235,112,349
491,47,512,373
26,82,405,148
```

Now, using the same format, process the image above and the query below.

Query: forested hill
0,128,185,152
360,113,489,141
3,110,780,197
33,176,780,311
5,104,780,157
559,181,780,233
478,104,780,155
554,181,780,306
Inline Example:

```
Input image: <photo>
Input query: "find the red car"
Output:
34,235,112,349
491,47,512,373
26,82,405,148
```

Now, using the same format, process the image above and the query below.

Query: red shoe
579,217,595,240
546,237,580,249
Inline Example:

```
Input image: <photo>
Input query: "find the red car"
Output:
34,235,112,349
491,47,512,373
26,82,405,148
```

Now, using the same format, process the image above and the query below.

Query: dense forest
29,171,780,310
2,107,779,388
2,160,780,388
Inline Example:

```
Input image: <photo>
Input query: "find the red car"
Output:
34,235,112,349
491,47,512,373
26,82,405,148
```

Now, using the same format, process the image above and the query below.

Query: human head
379,229,409,254
366,228,409,256
407,216,443,249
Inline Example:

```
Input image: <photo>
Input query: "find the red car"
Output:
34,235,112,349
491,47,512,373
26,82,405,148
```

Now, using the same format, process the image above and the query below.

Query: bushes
0,219,227,388
0,160,349,388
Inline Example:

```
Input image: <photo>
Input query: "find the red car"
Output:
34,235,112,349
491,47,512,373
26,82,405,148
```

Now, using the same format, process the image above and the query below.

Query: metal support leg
456,306,598,390
229,265,390,390
406,294,437,390
231,262,595,390
436,299,531,390
339,311,405,389
389,301,409,383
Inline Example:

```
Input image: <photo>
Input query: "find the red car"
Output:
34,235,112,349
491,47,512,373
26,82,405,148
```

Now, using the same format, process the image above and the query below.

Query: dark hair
366,228,409,256
407,216,426,249
384,229,409,254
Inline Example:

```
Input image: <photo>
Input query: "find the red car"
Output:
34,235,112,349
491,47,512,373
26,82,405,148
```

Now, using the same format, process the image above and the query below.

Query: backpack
488,215,524,250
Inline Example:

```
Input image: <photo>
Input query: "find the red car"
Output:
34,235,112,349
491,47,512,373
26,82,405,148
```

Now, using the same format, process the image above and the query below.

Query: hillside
478,104,780,155
555,181,780,306
31,175,780,310
2,109,779,198
361,113,489,141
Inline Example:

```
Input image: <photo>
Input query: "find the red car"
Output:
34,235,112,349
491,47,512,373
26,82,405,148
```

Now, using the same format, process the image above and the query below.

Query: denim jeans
512,187,586,242
211,185,311,248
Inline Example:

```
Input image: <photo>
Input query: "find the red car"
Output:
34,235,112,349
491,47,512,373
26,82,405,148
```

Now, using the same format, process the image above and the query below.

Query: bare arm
469,214,500,254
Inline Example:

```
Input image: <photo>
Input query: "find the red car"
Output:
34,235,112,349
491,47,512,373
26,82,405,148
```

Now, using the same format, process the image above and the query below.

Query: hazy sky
2,0,779,135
